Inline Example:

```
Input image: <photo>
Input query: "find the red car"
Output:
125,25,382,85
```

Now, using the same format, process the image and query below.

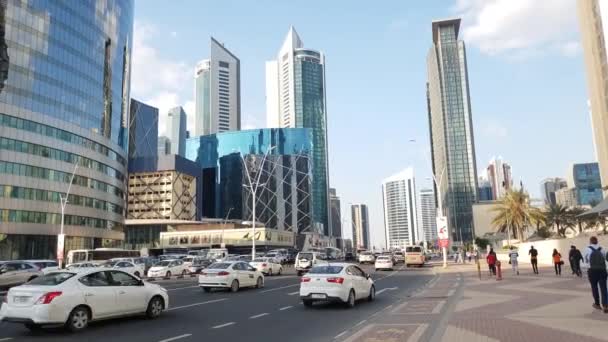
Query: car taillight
217,271,230,276
327,277,344,284
301,277,311,282
262,263,267,267
35,291,62,305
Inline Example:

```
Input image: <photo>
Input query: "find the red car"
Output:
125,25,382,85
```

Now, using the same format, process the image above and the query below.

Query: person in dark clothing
569,245,583,277
529,246,539,274
486,248,497,276
583,236,608,313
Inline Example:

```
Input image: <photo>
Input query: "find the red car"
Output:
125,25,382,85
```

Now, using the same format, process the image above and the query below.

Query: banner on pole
436,216,449,248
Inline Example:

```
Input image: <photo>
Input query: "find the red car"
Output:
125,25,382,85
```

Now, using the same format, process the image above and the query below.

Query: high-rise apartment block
486,157,512,199
351,204,370,250
540,178,568,205
382,168,419,249
427,18,479,243
566,162,603,206
330,188,342,238
194,38,241,136
419,188,438,242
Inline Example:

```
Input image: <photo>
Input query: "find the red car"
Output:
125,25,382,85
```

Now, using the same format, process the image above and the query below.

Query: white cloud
455,0,579,58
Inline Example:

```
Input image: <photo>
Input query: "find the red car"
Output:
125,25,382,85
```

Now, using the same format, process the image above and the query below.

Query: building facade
540,178,568,205
194,38,241,136
266,27,331,236
186,128,315,234
578,0,608,195
418,188,438,243
351,204,369,250
478,176,494,201
486,157,512,200
427,18,479,243
0,0,133,260
129,99,158,159
329,188,342,238
555,188,578,207
157,136,171,156
167,106,187,157
567,162,603,206
382,168,419,249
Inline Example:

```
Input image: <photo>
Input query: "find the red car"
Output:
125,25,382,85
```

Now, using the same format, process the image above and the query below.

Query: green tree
474,237,490,249
566,207,587,234
491,189,545,241
544,204,570,237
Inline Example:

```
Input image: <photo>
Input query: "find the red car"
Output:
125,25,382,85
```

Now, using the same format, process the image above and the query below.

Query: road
0,264,434,342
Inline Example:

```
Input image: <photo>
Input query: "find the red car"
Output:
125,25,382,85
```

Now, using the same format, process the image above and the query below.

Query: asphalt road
0,264,434,342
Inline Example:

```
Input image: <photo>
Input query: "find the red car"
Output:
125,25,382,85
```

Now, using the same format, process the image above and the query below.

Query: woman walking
553,249,562,276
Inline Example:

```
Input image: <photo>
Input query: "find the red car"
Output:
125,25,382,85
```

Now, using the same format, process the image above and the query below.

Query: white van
295,252,323,276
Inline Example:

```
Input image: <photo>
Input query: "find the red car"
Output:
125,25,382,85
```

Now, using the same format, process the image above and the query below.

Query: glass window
109,271,139,286
79,271,111,287
27,272,75,285
309,266,343,274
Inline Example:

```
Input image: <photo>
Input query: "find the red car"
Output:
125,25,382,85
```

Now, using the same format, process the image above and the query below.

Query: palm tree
491,189,545,242
567,207,587,234
544,204,569,237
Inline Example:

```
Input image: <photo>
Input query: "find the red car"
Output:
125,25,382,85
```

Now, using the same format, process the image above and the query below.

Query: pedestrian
467,250,472,263
487,248,497,276
552,249,562,276
569,245,583,277
583,236,608,313
529,245,539,274
508,246,519,275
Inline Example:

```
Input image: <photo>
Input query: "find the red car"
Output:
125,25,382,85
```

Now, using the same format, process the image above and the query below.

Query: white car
374,256,394,271
105,261,145,278
0,270,168,332
147,259,188,278
300,263,375,308
265,252,287,264
198,261,264,292
358,253,375,264
249,258,282,276
26,260,60,275
65,263,100,272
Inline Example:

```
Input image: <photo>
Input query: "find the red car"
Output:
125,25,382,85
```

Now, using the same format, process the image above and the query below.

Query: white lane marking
287,291,299,296
158,334,192,342
212,322,235,329
0,338,13,342
167,298,227,311
260,283,299,293
167,285,199,291
355,320,366,327
334,331,348,339
376,287,398,295
249,313,269,319
279,306,293,311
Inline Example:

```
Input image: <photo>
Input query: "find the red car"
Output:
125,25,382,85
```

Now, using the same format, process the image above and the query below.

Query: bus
404,245,425,267
66,248,140,265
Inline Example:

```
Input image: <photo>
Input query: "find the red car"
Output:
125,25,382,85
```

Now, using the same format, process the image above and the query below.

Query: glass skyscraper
266,27,330,236
168,106,187,157
129,99,159,159
427,18,478,243
567,162,603,205
0,0,133,259
351,204,369,250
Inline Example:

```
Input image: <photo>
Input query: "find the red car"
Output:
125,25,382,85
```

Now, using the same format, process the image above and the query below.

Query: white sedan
198,261,264,292
0,270,168,332
147,259,188,278
300,263,375,308
374,256,394,271
105,261,145,278
249,258,282,276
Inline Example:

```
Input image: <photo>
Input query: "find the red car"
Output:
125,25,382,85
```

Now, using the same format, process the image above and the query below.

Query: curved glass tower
0,0,134,259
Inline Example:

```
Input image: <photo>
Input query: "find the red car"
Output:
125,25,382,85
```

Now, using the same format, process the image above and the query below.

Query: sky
132,0,595,249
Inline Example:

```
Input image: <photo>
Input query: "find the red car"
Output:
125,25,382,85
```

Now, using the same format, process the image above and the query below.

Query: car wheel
65,306,89,332
165,271,172,278
345,290,356,308
134,271,140,278
256,277,264,289
230,280,239,293
269,269,273,276
25,323,42,332
203,287,211,293
146,296,164,319
303,299,313,307
368,285,376,301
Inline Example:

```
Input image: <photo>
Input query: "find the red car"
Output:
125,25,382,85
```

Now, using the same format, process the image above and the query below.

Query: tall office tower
0,0,133,260
266,27,331,236
351,204,370,250
129,99,159,159
540,178,568,205
486,157,513,199
578,0,608,195
418,188,438,243
477,175,494,201
566,162,604,205
194,38,241,136
382,168,419,249
158,136,171,155
329,188,342,238
427,18,479,243
167,106,187,157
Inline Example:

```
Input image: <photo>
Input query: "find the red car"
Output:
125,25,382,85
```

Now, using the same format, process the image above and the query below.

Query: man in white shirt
508,246,519,275
583,236,608,313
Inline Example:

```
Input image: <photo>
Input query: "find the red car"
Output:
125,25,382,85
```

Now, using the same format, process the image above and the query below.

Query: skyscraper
427,18,479,243
266,27,331,236
486,157,512,200
351,204,369,250
578,0,608,194
419,189,438,244
129,99,159,159
566,162,603,205
330,188,342,238
158,136,171,155
540,178,568,205
194,38,241,136
0,0,133,260
167,106,187,157
382,168,419,249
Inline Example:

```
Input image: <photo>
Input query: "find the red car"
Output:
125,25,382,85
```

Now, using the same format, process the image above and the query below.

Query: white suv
358,252,375,264
300,263,375,308
295,252,322,276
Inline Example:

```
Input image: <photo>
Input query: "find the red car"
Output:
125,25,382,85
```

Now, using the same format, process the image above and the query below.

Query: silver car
0,261,43,289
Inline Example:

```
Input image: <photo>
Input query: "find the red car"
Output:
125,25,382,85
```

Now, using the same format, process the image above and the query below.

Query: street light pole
58,163,78,268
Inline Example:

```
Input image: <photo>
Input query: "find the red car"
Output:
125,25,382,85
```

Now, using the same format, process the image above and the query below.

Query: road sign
436,216,449,248
438,239,450,248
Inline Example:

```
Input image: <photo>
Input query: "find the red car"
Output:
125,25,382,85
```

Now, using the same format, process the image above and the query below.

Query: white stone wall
507,235,608,265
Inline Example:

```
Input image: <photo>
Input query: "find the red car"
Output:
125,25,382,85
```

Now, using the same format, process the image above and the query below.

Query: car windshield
298,253,313,260
208,263,231,269
266,253,277,257
102,261,118,267
183,257,193,262
406,247,423,253
308,266,343,274
156,261,172,267
253,258,268,262
27,272,75,285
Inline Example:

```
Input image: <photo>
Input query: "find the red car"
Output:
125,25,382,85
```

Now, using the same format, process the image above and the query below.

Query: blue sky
132,0,593,248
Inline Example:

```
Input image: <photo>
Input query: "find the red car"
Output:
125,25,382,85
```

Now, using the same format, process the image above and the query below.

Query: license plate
311,294,326,299
13,296,29,303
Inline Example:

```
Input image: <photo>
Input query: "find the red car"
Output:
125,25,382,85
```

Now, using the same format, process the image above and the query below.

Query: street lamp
221,207,234,248
58,163,79,268
239,145,276,261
